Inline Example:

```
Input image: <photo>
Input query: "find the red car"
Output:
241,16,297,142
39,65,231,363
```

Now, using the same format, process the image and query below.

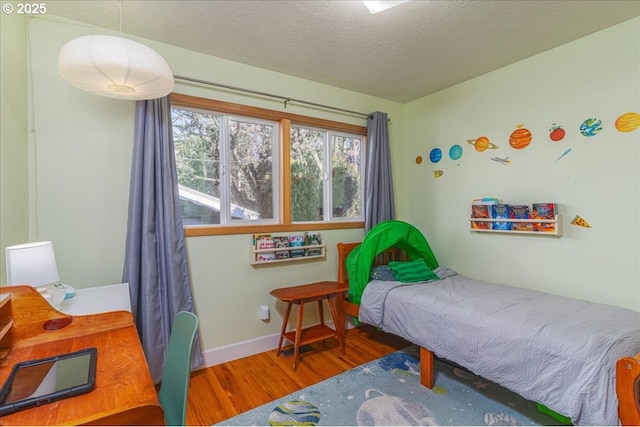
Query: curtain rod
174,75,371,119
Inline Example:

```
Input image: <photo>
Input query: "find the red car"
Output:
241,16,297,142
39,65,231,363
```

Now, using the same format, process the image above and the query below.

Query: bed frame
336,242,640,426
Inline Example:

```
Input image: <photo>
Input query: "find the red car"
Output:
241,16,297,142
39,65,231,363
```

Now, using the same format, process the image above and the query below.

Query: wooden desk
270,281,348,371
0,286,164,426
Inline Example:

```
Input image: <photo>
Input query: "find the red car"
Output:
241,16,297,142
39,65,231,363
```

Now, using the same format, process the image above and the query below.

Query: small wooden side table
270,281,348,371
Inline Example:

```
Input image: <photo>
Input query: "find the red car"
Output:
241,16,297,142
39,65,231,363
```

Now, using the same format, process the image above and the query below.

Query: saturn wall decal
467,136,498,152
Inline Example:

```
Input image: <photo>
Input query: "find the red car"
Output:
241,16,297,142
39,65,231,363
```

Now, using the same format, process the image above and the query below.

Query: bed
337,233,640,426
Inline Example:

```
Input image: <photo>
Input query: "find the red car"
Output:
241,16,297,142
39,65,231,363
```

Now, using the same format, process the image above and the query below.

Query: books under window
289,235,305,258
256,235,276,262
273,236,290,259
508,204,533,231
252,233,271,248
304,232,322,256
490,204,511,230
471,205,491,229
532,203,557,232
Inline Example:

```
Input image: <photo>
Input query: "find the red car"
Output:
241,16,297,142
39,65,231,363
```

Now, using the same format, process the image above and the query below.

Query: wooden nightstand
270,281,348,371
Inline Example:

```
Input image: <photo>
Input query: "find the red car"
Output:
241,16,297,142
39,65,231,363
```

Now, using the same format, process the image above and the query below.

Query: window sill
183,221,364,237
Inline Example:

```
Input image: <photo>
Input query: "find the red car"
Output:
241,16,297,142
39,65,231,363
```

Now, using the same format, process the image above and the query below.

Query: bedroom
1,0,639,424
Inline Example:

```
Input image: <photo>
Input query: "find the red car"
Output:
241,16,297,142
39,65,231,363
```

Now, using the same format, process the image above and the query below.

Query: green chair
158,311,199,426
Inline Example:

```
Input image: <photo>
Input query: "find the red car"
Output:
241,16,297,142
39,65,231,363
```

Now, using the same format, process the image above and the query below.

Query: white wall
17,15,404,363
403,18,640,311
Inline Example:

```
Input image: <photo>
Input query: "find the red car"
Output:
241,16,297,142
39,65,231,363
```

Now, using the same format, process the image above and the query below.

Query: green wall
1,12,29,281
404,17,640,310
2,13,638,367
9,15,404,364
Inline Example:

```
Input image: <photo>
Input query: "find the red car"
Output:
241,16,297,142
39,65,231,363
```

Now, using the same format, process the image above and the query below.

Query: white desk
58,283,131,316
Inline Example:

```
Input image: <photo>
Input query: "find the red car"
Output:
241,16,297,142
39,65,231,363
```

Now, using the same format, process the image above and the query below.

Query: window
290,126,363,222
172,108,279,226
170,93,366,236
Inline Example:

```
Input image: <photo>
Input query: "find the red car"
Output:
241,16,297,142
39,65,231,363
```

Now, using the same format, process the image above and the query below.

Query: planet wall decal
449,144,463,161
429,148,442,163
509,124,532,149
415,155,423,164
548,123,566,142
580,118,603,137
615,112,640,132
467,136,498,152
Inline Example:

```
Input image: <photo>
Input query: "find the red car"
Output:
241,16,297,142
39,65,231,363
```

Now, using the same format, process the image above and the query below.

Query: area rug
216,346,561,426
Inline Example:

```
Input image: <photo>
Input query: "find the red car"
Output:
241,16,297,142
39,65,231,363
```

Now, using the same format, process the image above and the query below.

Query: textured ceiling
46,1,640,103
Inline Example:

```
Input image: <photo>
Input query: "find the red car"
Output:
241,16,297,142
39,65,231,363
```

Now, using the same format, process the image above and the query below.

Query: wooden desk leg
327,295,344,354
277,303,293,356
293,302,305,371
317,300,325,326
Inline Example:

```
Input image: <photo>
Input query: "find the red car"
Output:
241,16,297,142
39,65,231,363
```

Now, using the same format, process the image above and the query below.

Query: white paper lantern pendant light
58,5,174,100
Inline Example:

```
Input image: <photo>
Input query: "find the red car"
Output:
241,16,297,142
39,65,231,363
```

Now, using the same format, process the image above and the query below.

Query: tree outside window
169,94,366,234
290,126,362,222
172,108,278,225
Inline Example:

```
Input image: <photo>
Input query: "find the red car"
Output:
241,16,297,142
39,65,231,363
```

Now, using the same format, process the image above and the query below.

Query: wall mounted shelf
469,215,562,236
250,244,326,265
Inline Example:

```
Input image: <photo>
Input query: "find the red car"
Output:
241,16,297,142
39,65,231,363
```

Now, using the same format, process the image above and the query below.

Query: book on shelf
472,197,499,206
508,204,533,231
272,236,290,259
304,231,322,256
532,203,557,232
252,233,271,248
256,235,276,261
490,204,511,230
257,252,276,262
470,205,491,229
289,235,305,258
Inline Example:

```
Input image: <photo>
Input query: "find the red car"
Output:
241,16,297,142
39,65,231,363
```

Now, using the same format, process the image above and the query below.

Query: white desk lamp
5,241,66,307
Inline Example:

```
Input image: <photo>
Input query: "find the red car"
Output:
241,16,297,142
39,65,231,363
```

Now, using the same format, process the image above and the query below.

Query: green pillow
389,259,439,283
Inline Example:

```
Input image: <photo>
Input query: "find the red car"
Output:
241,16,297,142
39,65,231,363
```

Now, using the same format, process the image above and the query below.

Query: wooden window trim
171,93,366,237
183,221,365,237
171,93,366,135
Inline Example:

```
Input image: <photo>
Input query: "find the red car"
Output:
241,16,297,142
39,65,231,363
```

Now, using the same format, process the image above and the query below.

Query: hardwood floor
185,325,411,425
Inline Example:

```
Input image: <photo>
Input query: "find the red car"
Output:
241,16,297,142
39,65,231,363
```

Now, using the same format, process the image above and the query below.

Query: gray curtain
123,95,204,384
365,111,395,232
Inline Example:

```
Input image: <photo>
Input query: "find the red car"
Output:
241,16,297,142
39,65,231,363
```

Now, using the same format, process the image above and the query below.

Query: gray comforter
359,269,640,426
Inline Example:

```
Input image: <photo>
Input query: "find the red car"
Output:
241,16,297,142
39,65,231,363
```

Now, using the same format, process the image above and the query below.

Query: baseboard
201,318,356,368
202,332,281,367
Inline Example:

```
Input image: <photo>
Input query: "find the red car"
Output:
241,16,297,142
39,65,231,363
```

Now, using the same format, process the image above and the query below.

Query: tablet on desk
0,347,97,416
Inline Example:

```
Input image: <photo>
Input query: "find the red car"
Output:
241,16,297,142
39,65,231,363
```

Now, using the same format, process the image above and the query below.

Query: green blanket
346,220,439,305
